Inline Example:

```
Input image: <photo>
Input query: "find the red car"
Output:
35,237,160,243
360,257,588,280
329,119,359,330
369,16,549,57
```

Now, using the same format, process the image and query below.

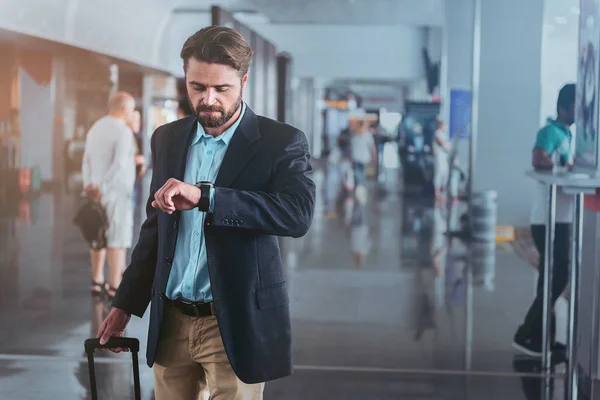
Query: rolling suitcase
84,337,141,400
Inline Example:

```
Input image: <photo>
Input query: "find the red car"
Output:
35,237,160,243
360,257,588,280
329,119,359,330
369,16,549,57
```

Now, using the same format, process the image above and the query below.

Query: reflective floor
0,161,587,399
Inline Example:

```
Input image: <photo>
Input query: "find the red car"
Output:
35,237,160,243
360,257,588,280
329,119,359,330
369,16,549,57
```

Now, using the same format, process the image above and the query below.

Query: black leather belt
161,294,215,317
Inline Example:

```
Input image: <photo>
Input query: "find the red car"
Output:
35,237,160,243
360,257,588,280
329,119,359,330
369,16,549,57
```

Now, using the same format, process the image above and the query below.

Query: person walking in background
351,119,376,202
337,116,361,192
369,121,388,181
513,83,576,358
433,118,451,203
82,92,137,299
96,26,315,399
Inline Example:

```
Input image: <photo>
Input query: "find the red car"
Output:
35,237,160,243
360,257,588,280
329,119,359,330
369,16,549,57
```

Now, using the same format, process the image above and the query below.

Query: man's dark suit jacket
112,106,316,384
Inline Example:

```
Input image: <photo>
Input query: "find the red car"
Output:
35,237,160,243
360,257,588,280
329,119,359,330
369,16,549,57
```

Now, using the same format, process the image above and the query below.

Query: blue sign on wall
449,89,472,139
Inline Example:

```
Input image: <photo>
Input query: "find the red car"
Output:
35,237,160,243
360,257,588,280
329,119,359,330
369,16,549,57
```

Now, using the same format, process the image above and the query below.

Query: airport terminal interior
0,0,598,399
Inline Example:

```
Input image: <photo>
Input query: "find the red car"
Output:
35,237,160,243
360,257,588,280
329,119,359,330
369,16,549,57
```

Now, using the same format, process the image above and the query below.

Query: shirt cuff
209,187,215,213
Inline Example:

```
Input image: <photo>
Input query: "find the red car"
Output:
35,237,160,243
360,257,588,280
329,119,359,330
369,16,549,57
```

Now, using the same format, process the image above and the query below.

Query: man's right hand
97,307,131,352
84,185,102,202
532,148,554,170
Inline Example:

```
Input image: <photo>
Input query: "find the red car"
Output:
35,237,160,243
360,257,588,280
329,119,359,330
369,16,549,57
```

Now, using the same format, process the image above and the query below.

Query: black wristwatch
194,181,214,212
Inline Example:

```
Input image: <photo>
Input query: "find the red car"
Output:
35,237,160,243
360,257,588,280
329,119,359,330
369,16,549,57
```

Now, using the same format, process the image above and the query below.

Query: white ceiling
254,0,443,26
175,0,445,26
0,0,442,73
172,0,256,13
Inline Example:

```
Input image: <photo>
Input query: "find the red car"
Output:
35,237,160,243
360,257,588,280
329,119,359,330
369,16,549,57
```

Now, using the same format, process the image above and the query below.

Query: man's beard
192,90,243,129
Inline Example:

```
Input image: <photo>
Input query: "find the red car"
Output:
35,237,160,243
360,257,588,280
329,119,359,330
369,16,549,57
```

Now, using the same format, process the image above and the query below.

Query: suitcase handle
84,337,141,400
84,337,139,353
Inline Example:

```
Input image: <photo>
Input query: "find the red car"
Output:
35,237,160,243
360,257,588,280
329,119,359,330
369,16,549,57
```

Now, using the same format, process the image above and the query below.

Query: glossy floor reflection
0,359,575,400
0,164,584,399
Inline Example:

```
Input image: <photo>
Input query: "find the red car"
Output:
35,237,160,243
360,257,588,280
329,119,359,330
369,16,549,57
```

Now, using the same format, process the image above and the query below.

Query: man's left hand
152,178,201,214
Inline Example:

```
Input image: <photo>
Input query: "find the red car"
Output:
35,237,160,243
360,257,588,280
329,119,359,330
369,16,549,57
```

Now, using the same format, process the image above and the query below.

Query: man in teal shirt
166,102,246,302
513,83,575,358
100,27,316,398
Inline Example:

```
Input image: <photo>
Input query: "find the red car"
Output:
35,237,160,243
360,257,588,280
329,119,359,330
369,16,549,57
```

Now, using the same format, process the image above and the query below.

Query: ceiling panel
172,0,443,26
248,0,444,26
171,0,258,13
0,0,172,69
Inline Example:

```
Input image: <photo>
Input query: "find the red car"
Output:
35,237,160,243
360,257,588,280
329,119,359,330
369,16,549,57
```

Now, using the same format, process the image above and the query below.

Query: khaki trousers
153,304,264,400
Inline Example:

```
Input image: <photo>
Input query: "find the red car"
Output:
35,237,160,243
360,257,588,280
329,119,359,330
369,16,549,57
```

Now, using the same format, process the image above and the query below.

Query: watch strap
196,181,213,212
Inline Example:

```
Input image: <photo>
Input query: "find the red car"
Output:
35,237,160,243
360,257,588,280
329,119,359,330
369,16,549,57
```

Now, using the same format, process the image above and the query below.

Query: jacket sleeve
111,129,161,317
211,130,316,238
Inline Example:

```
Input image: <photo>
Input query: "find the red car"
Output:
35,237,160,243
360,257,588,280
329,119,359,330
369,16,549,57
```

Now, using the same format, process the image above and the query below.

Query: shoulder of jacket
153,117,195,142
256,115,305,142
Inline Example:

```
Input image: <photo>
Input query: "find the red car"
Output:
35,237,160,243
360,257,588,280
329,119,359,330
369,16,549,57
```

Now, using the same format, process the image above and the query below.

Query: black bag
73,199,108,250
84,337,141,400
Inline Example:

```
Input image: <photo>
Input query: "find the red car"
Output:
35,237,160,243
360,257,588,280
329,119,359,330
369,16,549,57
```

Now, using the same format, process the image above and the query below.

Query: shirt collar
192,102,246,146
547,117,571,134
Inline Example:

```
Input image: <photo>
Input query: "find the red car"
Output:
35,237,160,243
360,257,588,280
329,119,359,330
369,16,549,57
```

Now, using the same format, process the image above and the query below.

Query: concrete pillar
475,0,545,225
19,62,56,183
109,64,119,98
440,0,474,168
539,6,578,126
442,0,545,225
293,78,317,156
141,75,154,160
52,57,76,186
312,78,328,160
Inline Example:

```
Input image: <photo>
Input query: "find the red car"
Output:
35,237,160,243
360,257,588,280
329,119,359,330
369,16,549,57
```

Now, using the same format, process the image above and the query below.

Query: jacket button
165,256,172,264
173,221,178,228
222,219,229,225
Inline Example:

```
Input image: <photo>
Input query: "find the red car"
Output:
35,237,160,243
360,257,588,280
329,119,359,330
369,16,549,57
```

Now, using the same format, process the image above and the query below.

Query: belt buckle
174,298,196,317
177,298,192,305
192,303,201,317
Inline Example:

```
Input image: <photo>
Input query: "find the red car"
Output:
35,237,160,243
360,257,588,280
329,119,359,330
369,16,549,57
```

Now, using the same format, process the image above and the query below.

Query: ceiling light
555,16,568,24
570,7,580,15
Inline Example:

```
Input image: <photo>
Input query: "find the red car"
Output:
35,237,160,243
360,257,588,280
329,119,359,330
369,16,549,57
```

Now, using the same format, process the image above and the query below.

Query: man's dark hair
178,98,194,117
180,26,253,77
557,83,576,113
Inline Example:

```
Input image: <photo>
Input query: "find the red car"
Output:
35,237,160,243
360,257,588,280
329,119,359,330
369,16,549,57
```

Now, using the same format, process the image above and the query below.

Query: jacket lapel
168,116,197,182
215,107,262,188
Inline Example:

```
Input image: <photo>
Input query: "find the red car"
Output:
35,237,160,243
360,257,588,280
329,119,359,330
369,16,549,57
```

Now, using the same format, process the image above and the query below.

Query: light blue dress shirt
166,103,246,302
